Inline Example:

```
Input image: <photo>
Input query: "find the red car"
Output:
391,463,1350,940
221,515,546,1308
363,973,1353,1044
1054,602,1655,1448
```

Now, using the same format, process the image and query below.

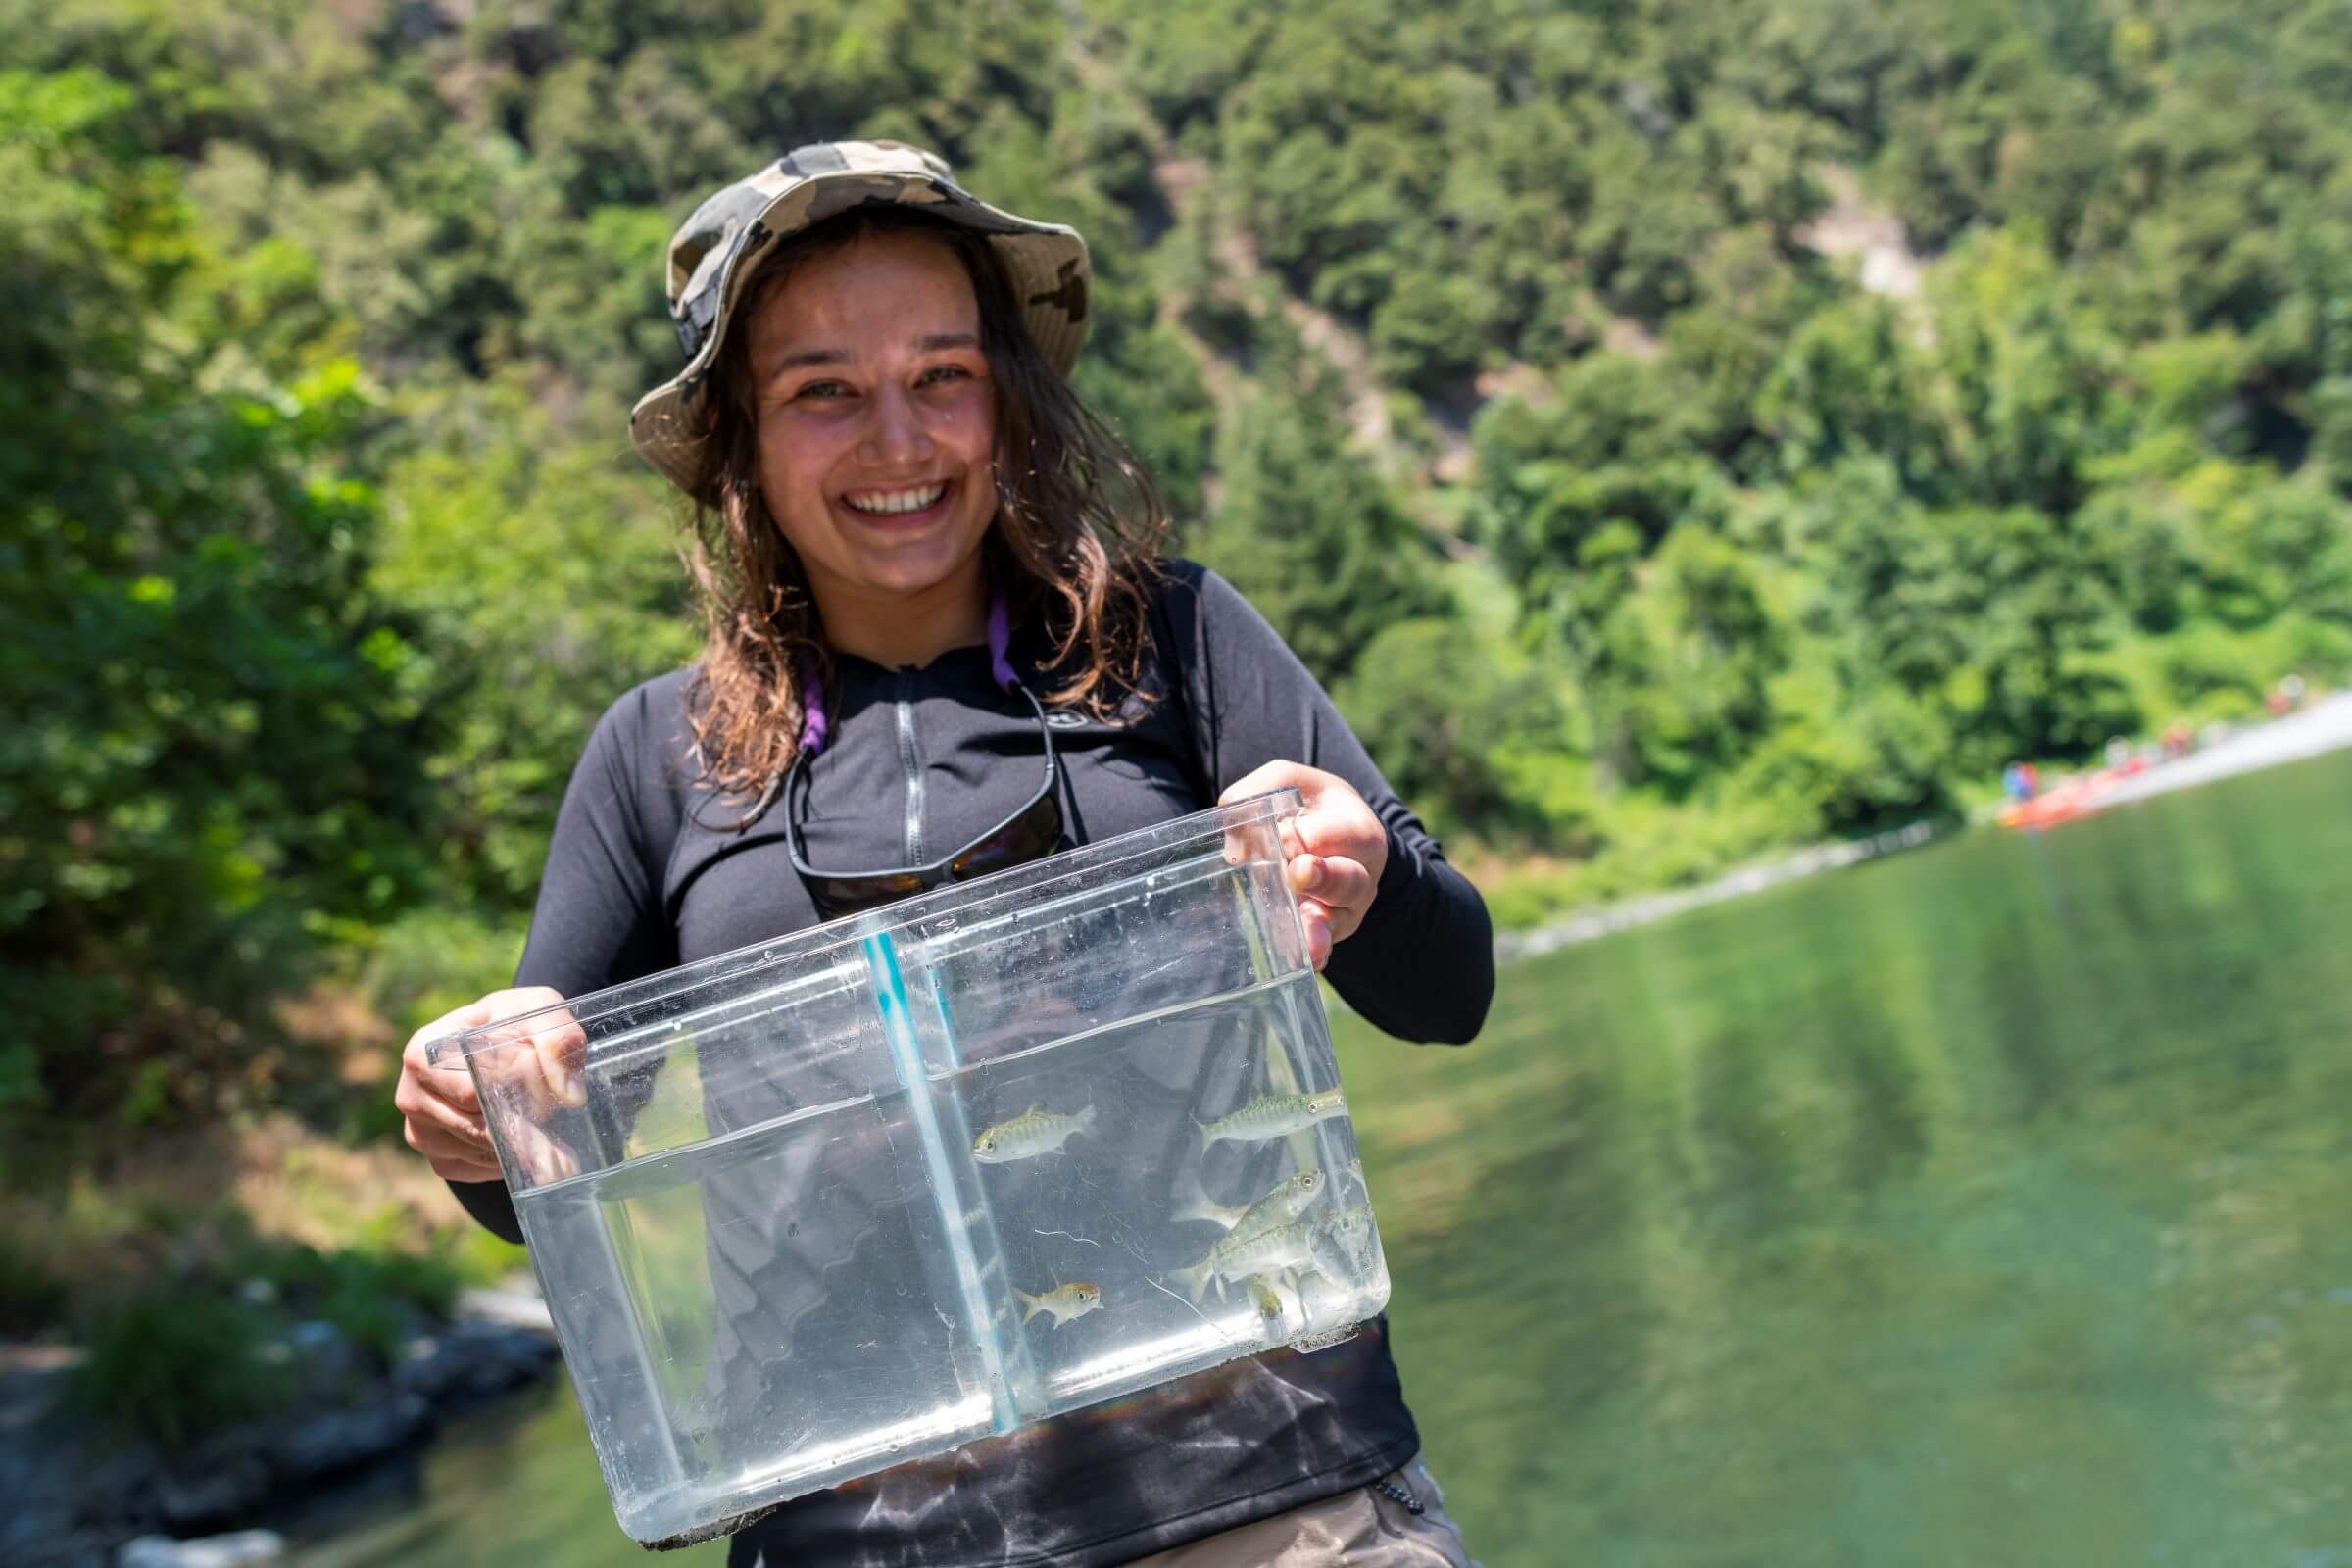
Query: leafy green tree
1185,355,1449,687
1336,618,1573,846
1918,228,2128,514
1793,459,2137,771
1642,524,1788,776
1370,270,1488,401
1753,293,1940,498
372,388,700,910
0,69,432,1129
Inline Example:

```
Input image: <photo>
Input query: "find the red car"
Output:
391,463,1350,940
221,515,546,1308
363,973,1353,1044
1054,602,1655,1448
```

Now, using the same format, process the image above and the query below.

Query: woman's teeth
844,482,947,515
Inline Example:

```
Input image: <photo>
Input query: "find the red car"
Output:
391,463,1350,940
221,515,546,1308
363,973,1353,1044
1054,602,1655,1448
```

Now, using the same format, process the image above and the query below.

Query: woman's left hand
1221,761,1387,970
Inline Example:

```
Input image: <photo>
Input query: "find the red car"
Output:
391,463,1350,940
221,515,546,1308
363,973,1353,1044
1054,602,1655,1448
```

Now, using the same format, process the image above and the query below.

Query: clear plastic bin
430,790,1390,1548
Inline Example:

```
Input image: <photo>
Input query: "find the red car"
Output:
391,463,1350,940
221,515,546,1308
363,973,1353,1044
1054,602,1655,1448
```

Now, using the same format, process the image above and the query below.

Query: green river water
294,751,2352,1567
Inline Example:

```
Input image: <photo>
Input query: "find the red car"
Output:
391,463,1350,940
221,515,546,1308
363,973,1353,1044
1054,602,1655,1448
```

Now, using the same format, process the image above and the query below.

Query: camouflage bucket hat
628,139,1092,494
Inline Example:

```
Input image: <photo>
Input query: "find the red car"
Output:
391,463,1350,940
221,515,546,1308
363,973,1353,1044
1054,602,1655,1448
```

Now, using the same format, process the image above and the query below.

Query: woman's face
745,228,999,611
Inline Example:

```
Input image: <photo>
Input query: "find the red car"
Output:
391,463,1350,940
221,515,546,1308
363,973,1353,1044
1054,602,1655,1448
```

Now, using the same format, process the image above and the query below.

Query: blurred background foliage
2,0,2349,1172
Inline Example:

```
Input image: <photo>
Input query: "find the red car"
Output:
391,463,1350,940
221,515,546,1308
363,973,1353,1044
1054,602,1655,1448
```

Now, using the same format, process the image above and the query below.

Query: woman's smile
841,479,950,517
836,477,957,533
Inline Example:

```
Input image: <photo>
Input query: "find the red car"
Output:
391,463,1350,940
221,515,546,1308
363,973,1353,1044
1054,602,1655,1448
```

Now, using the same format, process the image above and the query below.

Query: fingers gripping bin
429,792,1391,1549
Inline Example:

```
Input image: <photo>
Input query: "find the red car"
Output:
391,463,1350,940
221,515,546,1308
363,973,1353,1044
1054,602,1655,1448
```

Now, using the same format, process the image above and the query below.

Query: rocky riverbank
1493,820,1942,964
1,1299,560,1568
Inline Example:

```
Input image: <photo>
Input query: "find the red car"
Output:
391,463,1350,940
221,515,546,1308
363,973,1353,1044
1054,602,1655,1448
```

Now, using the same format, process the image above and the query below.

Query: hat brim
628,171,1090,495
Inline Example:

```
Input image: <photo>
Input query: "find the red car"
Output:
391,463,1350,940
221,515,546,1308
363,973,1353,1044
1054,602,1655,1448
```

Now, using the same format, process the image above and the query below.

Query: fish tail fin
1171,1164,1239,1230
1172,1196,1240,1231
1172,1260,1210,1305
1016,1289,1043,1325
1193,1114,1213,1158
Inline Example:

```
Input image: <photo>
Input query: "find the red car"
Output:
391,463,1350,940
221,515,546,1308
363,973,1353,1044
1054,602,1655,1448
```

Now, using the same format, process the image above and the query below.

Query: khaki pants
1126,1460,1478,1567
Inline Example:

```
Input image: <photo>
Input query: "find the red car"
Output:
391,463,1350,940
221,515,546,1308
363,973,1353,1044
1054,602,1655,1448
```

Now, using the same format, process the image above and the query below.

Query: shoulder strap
1144,571,1218,808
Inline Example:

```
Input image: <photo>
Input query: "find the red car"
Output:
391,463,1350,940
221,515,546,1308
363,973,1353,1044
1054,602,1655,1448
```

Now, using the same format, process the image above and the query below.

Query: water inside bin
435,792,1390,1547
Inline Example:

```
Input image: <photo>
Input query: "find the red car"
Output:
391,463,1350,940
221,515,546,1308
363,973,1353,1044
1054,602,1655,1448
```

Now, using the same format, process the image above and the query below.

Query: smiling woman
683,197,1168,805
391,139,1494,1568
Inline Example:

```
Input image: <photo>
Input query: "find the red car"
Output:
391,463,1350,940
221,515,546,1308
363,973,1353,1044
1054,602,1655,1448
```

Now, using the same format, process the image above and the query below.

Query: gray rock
118,1530,284,1568
10,1526,114,1568
287,1320,342,1352
80,1439,159,1490
274,1319,367,1396
156,1453,270,1531
391,1334,460,1401
4,1430,110,1565
395,1320,558,1408
269,1393,432,1482
53,1442,149,1535
0,1350,97,1549
18,1296,560,1554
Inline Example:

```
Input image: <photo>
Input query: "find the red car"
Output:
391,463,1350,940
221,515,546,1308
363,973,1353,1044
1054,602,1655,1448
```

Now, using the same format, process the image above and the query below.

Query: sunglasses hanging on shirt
783,594,1065,920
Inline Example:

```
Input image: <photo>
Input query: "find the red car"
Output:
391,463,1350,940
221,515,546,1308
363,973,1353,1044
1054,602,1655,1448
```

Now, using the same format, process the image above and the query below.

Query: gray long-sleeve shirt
449,560,1492,1566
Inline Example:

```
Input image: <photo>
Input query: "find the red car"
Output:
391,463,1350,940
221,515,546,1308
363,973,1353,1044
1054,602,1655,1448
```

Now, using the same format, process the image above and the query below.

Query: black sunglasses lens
949,791,1062,880
812,872,931,920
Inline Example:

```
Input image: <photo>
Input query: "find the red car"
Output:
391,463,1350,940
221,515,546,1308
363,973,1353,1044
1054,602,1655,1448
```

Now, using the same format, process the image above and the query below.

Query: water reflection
1347,751,2352,1565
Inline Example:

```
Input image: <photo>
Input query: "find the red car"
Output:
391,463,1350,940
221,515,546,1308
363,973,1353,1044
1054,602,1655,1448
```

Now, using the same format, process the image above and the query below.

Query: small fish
1175,1168,1326,1241
1192,1089,1348,1153
1247,1275,1288,1325
1169,1215,1324,1304
1306,1207,1376,1288
1016,1281,1102,1329
973,1103,1097,1164
1323,1205,1373,1251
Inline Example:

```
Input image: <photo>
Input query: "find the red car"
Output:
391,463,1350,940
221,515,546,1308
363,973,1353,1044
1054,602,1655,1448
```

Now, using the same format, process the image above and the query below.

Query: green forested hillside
5,0,2350,1138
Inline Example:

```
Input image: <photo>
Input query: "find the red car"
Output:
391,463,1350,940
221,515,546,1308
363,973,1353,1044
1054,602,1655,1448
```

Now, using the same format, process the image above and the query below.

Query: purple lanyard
796,592,1018,758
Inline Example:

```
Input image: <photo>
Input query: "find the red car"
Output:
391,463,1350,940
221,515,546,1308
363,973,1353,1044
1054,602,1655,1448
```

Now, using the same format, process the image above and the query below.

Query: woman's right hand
394,986,576,1184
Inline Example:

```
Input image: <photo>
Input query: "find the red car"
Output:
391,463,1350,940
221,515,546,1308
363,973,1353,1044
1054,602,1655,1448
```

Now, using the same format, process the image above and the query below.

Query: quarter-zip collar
817,639,1028,879
891,666,926,863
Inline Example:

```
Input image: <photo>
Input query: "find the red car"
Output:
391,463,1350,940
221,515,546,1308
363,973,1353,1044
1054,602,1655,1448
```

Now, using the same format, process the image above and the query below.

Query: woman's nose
858,385,932,466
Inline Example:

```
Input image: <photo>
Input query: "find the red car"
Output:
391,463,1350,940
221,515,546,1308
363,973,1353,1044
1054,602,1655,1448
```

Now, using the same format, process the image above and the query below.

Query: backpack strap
1143,569,1219,809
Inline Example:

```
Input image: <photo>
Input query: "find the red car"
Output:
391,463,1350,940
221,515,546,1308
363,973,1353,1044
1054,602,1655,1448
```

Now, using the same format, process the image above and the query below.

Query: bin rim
424,787,1302,1066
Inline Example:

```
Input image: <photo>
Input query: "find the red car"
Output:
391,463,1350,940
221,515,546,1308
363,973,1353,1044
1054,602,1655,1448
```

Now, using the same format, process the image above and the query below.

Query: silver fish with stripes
1191,1088,1347,1153
1173,1167,1326,1239
973,1102,1097,1163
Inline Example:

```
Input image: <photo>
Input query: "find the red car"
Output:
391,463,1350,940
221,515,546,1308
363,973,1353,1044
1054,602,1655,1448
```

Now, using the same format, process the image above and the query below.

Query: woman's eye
795,380,850,402
918,364,972,387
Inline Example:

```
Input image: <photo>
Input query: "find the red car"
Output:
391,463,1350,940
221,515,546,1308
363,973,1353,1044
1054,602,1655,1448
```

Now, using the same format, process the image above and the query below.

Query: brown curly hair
675,206,1168,802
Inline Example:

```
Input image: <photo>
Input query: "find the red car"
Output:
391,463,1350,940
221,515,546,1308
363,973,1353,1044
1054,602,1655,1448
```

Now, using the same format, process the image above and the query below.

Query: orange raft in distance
1996,773,2113,830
